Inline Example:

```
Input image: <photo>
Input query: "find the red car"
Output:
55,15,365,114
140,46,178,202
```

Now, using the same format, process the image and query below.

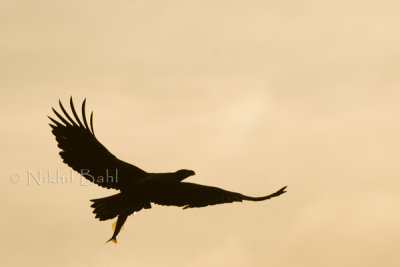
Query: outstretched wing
151,183,287,209
48,97,148,190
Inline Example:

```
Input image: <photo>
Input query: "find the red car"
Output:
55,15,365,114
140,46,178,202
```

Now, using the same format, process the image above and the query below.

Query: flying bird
48,97,287,243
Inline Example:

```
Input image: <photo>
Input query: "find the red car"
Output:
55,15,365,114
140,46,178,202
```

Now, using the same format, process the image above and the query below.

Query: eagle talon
112,221,124,231
106,238,117,244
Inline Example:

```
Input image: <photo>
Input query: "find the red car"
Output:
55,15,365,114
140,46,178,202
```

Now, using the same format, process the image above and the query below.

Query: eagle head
175,169,195,181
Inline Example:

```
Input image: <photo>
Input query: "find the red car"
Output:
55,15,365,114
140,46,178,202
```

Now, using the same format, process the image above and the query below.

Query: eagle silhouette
48,97,287,243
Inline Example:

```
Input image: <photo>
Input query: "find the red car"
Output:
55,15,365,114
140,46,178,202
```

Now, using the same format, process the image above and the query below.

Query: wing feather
81,98,91,131
90,111,95,135
59,100,77,126
69,97,84,128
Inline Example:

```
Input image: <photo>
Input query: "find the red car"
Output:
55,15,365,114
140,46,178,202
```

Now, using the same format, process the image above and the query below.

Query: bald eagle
48,97,287,243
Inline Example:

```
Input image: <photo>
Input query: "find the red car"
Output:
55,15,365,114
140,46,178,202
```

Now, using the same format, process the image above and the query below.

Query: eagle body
48,98,287,243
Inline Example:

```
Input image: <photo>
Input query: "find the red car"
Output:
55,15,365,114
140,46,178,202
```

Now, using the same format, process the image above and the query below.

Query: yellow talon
112,221,124,231
106,238,117,244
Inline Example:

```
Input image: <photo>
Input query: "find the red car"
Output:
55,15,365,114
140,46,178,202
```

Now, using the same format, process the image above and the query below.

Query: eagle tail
90,193,152,221
90,193,123,221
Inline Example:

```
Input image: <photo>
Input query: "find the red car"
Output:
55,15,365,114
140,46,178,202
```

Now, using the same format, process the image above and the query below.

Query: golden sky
1,1,400,266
